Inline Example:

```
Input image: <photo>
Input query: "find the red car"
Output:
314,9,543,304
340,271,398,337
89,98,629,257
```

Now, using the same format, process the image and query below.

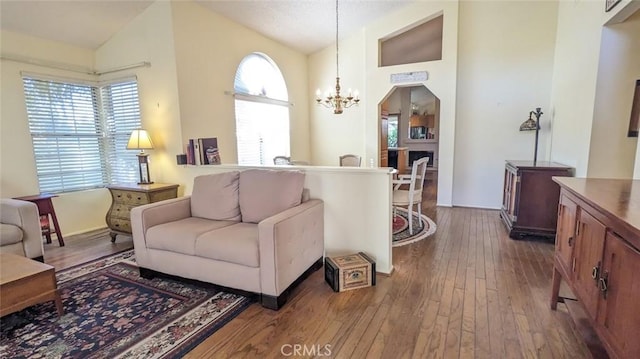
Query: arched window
234,53,290,165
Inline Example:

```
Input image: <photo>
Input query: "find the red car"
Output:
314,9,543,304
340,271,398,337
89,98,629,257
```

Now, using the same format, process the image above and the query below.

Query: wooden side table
106,183,179,242
13,193,65,247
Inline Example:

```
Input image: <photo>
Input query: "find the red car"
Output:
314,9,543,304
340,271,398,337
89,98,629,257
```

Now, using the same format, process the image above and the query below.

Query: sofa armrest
0,199,43,259
258,199,324,297
130,196,192,249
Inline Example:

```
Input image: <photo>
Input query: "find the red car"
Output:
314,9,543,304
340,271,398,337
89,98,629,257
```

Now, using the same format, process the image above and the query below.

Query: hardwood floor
44,174,591,358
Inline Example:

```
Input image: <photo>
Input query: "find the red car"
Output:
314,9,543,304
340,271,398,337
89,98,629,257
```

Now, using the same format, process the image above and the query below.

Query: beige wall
96,1,183,189
587,10,640,178
454,0,559,208
171,1,311,166
549,0,640,177
0,31,111,236
308,1,459,205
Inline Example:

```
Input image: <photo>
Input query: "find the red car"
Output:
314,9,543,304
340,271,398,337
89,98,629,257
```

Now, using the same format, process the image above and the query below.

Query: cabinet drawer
109,217,131,233
111,203,132,220
111,190,149,206
149,189,178,203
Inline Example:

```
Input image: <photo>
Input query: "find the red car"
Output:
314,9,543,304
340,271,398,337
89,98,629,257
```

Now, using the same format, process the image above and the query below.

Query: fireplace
408,151,434,167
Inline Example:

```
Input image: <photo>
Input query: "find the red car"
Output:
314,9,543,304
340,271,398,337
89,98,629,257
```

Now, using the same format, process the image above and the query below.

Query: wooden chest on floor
325,252,376,292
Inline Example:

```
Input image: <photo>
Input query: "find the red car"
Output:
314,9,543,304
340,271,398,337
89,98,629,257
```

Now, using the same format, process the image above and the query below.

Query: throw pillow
191,171,241,221
239,169,305,223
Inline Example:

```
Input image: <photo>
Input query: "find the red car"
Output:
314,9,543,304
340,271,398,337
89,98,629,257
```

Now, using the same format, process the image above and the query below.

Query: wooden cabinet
380,111,388,167
106,183,178,242
551,178,640,359
500,160,573,239
555,193,577,274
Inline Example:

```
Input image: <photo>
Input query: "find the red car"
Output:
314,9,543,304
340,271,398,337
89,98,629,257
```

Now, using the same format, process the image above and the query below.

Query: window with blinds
234,53,290,165
22,76,142,193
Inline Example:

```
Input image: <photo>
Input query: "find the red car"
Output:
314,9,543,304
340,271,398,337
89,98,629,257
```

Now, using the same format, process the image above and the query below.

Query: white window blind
23,76,142,193
234,53,290,165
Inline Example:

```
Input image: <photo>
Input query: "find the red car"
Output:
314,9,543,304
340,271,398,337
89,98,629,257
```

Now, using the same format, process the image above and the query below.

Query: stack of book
186,137,220,165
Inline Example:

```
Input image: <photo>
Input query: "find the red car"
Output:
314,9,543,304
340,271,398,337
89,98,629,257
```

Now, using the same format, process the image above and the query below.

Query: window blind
23,76,141,193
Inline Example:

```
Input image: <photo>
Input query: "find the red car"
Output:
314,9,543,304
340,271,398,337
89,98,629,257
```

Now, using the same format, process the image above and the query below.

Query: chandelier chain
336,0,339,79
314,0,359,114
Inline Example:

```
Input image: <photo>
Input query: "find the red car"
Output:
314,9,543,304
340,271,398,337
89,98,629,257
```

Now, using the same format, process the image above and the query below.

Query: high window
22,75,142,193
234,53,290,165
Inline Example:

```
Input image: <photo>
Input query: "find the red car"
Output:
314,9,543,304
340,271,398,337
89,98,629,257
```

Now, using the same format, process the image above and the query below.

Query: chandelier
315,0,360,114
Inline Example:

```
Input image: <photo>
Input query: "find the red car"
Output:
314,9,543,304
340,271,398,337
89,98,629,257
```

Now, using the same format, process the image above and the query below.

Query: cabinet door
596,231,640,358
572,209,606,319
555,194,577,274
502,167,518,220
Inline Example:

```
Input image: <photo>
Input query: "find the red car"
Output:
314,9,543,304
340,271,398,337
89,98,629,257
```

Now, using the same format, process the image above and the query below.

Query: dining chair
273,156,291,165
339,154,361,167
392,156,429,235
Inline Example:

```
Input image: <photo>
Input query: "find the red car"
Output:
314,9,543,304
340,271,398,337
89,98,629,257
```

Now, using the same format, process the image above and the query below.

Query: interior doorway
380,85,440,206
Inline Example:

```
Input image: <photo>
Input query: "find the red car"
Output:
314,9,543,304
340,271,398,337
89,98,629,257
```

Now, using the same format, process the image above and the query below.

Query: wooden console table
551,178,640,358
106,183,178,242
13,193,64,246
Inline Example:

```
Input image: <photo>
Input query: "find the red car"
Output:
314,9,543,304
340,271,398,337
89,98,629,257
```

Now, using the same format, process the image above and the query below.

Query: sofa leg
260,257,324,311
139,267,157,279
261,293,287,311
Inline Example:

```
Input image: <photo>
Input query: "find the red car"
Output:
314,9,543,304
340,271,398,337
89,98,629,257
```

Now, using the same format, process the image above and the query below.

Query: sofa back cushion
239,169,305,223
191,171,241,221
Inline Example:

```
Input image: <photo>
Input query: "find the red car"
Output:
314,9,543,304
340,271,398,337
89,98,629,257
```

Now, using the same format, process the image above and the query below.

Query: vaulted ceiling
0,0,416,54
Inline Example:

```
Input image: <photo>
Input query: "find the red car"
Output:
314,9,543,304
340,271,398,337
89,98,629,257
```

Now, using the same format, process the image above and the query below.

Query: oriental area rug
392,207,437,247
0,250,252,358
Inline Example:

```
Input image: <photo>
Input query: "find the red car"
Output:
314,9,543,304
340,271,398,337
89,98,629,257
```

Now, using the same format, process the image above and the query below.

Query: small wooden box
325,252,376,292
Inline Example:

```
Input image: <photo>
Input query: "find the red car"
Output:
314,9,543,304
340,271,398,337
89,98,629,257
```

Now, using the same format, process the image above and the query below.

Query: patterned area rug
0,250,252,358
392,207,437,247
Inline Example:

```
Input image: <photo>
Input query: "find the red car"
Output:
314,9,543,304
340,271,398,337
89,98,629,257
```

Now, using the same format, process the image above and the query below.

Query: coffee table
0,253,63,317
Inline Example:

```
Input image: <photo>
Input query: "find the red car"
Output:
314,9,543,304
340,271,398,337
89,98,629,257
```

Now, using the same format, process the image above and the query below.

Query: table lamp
127,129,154,184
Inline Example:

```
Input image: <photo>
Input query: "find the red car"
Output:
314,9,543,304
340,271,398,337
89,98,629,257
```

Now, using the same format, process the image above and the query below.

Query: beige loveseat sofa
1,198,44,261
131,169,324,310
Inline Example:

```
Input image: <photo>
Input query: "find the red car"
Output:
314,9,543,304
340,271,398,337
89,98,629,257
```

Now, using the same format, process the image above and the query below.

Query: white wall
454,0,559,209
0,30,111,235
587,10,640,178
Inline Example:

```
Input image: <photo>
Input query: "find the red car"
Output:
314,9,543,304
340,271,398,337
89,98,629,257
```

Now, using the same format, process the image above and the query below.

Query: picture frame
605,0,621,12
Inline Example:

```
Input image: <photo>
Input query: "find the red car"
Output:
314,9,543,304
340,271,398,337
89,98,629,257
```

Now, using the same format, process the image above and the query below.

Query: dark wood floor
44,173,590,358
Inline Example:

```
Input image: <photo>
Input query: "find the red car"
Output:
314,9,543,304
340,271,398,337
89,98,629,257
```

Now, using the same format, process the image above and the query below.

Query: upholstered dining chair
339,154,361,167
273,156,291,165
392,157,429,235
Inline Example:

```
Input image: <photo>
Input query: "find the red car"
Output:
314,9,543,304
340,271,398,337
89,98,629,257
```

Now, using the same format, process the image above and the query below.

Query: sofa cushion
0,223,22,246
145,217,237,255
239,169,305,223
191,171,241,221
195,223,259,267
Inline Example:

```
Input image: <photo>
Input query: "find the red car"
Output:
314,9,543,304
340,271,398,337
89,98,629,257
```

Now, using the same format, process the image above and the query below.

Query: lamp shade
126,129,154,150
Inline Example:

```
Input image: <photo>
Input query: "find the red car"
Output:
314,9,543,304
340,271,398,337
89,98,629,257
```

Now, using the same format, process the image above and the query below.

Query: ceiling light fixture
315,0,360,114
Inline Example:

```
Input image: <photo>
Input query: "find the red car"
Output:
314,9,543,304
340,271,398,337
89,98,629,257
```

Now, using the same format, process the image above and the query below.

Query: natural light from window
234,53,290,165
